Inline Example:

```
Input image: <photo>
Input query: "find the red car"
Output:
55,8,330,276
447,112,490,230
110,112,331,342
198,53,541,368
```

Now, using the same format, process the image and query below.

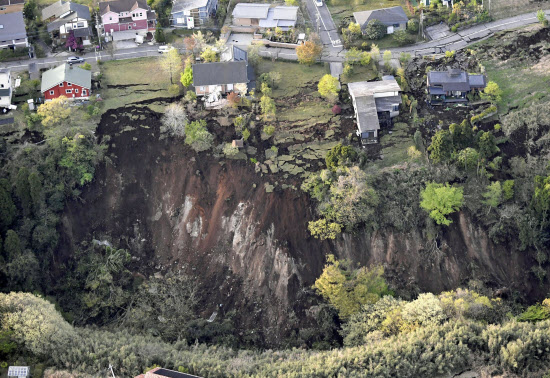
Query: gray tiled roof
354,6,408,27
0,12,27,42
73,26,92,37
468,74,486,87
99,0,148,16
232,3,270,19
354,95,380,133
42,1,90,21
41,63,91,93
0,0,24,6
193,61,249,86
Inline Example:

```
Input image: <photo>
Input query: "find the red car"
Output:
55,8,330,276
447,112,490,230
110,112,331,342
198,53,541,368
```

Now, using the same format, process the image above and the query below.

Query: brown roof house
353,6,408,35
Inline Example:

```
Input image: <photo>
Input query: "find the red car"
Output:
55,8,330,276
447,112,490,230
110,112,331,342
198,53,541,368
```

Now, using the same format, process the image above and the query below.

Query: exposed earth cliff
58,104,542,345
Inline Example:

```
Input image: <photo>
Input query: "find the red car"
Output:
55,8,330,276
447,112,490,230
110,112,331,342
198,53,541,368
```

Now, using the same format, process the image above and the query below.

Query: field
488,0,549,19
99,57,175,113
256,60,329,98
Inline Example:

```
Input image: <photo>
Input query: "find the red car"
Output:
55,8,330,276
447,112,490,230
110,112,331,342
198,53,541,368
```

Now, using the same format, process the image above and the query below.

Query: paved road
0,44,170,71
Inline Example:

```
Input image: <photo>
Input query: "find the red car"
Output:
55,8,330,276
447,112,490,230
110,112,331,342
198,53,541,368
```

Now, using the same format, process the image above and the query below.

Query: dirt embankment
58,106,543,345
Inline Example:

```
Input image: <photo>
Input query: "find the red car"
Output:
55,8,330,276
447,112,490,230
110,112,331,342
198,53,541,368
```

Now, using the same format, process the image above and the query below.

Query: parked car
66,56,85,64
158,45,175,54
315,0,323,6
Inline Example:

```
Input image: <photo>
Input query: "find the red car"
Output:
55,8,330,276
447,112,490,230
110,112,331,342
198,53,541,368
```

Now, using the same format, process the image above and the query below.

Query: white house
0,69,12,108
42,1,92,45
0,12,28,49
348,76,401,144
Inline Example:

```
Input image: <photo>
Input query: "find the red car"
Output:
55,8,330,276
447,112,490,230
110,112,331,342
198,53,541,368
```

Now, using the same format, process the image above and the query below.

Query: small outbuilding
8,366,30,378
232,139,244,148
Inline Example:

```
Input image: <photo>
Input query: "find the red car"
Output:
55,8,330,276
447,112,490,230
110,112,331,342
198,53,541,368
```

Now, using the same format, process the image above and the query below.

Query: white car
158,45,175,53
315,0,323,6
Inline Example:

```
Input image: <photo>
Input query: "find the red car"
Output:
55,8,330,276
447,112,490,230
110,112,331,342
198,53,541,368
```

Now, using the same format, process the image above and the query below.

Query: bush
407,19,419,33
184,120,214,152
420,182,464,226
364,20,386,40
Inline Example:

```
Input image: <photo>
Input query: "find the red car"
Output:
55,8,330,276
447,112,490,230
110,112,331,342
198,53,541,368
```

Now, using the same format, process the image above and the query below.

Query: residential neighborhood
42,1,92,46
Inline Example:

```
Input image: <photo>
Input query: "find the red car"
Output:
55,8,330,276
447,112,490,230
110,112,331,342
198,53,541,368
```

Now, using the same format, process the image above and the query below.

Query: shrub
184,120,214,152
407,19,419,33
263,125,275,136
420,182,464,226
223,143,239,157
318,74,340,102
332,105,341,115
364,20,386,40
242,128,250,141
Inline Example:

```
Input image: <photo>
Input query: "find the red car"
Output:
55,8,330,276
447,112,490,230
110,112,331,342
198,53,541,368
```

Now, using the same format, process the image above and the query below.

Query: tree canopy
420,182,464,226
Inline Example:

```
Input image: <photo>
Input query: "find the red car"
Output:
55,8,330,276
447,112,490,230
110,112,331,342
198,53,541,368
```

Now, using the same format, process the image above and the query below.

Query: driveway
426,23,452,40
303,0,342,48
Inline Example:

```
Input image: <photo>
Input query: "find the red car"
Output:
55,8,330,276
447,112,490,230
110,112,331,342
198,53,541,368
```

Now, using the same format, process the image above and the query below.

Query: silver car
67,56,85,64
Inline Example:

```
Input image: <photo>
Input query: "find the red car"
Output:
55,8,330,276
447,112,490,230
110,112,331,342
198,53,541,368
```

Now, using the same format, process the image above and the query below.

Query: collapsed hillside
57,101,545,345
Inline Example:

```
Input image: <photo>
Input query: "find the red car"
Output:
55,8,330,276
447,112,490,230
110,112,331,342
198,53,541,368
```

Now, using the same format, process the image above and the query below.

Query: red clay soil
57,105,547,346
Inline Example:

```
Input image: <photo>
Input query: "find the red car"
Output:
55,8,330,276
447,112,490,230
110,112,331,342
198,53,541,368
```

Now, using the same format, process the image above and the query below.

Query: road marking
310,0,342,48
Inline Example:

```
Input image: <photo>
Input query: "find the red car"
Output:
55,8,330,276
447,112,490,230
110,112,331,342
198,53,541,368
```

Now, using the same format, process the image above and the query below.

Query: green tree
155,28,166,43
317,74,340,102
260,95,276,120
22,0,36,21
184,120,214,152
59,134,101,186
3,230,21,261
420,182,464,226
537,10,547,25
15,167,31,215
477,131,499,158
180,59,193,88
200,46,218,62
360,52,372,66
482,81,503,103
160,47,183,84
28,171,42,214
502,180,514,201
313,254,390,319
325,144,357,170
242,128,250,141
456,147,480,170
482,181,502,211
364,19,386,40
407,19,419,33
0,180,16,231
428,130,453,163
307,219,342,240
393,30,411,46
533,175,550,217
223,143,239,157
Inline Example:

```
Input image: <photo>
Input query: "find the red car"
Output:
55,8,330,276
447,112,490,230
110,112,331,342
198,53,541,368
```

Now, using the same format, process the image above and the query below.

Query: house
7,366,30,378
0,12,28,49
193,60,249,97
41,63,92,101
0,69,12,108
427,68,486,104
348,76,402,144
170,0,218,28
0,0,25,15
353,6,408,35
232,139,244,148
42,1,92,45
135,367,202,378
232,3,298,30
99,0,157,35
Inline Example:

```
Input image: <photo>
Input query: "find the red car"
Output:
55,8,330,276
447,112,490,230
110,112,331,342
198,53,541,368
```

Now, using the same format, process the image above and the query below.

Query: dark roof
153,368,202,378
354,6,408,27
147,10,156,20
99,0,148,15
193,61,249,86
232,45,247,61
374,95,402,112
0,12,27,41
0,0,24,6
73,26,91,37
427,70,487,92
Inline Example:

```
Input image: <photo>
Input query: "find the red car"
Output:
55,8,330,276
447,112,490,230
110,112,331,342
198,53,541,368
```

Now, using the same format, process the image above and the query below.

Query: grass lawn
483,59,550,115
256,60,328,98
278,101,334,127
328,0,413,29
340,65,378,84
99,57,175,112
375,121,414,168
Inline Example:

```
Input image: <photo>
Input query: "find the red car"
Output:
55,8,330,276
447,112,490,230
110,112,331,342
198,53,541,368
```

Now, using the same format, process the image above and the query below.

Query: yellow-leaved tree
37,96,71,128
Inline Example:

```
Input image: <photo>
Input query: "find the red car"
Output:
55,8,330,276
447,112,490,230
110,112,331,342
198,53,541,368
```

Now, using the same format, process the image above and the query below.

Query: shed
8,366,30,378
232,139,244,148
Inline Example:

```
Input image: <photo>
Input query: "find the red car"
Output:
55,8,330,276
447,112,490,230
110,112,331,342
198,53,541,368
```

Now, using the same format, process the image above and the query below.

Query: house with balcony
348,76,402,145
0,12,28,50
0,69,12,108
171,0,218,28
427,69,486,104
0,0,25,15
41,63,92,101
99,0,156,35
42,1,92,46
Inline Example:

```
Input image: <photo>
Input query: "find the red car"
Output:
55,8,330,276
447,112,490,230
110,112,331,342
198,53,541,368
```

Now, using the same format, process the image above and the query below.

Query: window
67,82,72,86
392,104,399,112
49,90,54,95
109,16,112,20
59,83,63,87
200,86,205,91
66,89,72,94
82,89,87,95
0,84,3,88
139,12,143,16
128,25,132,29
133,23,136,26
393,24,399,28
75,89,79,93
77,22,84,28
